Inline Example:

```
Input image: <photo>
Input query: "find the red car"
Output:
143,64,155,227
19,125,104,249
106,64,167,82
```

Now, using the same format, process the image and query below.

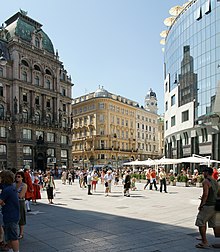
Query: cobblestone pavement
19,180,220,251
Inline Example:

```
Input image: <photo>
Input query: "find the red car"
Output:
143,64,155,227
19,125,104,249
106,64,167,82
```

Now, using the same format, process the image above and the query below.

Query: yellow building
72,86,162,168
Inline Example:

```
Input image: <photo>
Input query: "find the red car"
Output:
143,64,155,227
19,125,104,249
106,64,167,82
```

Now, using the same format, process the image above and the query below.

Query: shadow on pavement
19,201,219,252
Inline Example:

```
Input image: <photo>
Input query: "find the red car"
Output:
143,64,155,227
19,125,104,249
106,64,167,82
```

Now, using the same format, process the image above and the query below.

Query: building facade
137,89,161,160
163,0,220,164
72,86,161,168
0,11,73,171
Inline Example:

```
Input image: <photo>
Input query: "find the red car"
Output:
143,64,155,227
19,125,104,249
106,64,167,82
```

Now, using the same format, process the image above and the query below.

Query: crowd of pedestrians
0,164,220,251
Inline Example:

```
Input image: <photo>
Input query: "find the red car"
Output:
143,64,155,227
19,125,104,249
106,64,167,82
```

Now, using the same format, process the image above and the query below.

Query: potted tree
169,175,176,186
176,174,189,187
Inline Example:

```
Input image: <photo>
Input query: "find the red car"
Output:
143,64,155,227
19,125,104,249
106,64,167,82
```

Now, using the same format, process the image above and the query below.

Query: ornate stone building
72,86,161,168
0,11,73,171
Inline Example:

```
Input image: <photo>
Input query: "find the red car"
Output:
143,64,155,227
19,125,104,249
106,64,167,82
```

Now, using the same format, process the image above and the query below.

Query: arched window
62,118,67,128
21,60,29,67
35,37,40,48
46,79,50,89
35,75,40,85
45,69,51,75
22,109,28,122
35,112,40,124
34,65,41,71
22,71,27,82
0,104,4,119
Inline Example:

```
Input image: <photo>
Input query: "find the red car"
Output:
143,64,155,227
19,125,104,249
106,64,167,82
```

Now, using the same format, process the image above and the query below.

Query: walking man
195,167,218,249
124,170,131,197
159,167,167,193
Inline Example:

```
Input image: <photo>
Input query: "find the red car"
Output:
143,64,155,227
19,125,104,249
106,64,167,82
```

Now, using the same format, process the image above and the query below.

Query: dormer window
35,37,40,48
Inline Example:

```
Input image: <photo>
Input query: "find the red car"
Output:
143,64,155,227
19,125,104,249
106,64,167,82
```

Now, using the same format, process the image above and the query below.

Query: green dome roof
4,12,54,54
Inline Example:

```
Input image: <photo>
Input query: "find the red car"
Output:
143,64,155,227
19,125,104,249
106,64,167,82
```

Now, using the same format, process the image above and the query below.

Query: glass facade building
164,0,220,163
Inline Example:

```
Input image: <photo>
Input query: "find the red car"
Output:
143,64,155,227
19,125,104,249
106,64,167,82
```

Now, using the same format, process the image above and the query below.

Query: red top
212,169,218,180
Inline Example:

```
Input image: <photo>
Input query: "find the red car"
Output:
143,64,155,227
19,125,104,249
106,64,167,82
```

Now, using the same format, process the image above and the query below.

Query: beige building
72,86,162,168
0,11,73,171
158,116,164,157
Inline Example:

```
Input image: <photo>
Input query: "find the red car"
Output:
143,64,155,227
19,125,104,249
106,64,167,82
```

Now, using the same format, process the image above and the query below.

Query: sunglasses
16,175,21,178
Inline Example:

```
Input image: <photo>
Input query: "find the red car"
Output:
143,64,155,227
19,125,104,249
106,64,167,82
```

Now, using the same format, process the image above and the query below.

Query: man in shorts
195,167,218,249
0,170,20,252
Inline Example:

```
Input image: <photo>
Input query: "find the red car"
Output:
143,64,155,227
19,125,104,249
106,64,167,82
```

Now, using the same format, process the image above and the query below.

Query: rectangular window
23,129,32,139
171,94,175,106
99,103,105,109
23,146,32,155
61,149,67,158
99,114,104,122
0,67,3,77
166,120,168,130
46,99,50,108
61,135,68,144
0,145,6,154
47,148,55,157
201,128,208,142
36,131,43,139
165,101,168,111
0,84,3,97
47,132,55,142
184,132,189,145
63,104,66,112
122,131,124,139
62,88,66,96
204,0,211,14
35,96,40,105
0,127,6,137
100,140,105,149
23,93,27,102
182,110,189,122
171,116,176,127
195,7,202,20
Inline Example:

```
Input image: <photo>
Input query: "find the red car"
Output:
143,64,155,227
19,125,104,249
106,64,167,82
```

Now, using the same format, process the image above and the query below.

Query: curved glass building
164,0,220,163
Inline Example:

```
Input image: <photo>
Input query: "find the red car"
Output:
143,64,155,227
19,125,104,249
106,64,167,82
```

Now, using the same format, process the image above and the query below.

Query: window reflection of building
178,45,198,107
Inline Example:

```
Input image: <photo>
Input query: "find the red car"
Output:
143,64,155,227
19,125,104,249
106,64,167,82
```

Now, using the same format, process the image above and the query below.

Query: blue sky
2,0,187,114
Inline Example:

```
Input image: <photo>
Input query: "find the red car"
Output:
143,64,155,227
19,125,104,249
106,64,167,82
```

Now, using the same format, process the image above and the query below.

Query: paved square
20,180,220,251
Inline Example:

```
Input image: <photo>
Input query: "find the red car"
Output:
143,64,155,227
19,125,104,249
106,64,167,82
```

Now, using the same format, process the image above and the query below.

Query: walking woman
44,172,55,204
14,171,27,239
